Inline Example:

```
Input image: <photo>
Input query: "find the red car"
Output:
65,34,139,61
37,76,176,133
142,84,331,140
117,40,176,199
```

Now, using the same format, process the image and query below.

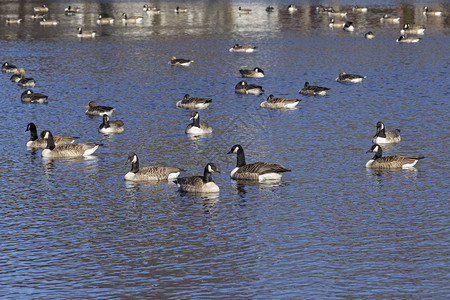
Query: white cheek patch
207,165,213,172
132,155,138,163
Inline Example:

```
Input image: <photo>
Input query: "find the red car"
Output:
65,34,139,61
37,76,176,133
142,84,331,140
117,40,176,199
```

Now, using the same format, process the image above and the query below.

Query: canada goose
176,163,220,193
185,111,213,135
396,35,421,43
26,123,77,149
33,5,49,13
352,6,368,13
287,5,298,12
77,27,96,38
40,18,59,25
229,44,257,53
235,80,264,95
380,14,400,23
227,145,291,181
423,6,443,16
329,18,345,29
6,18,22,24
239,67,265,78
143,5,160,14
299,82,330,96
176,94,212,109
336,72,365,83
260,95,300,109
238,6,252,14
10,72,20,82
2,62,17,73
99,115,124,134
317,6,333,13
21,90,48,103
365,31,375,39
64,6,79,16
122,13,143,24
125,152,182,182
401,24,425,35
328,9,347,17
15,69,36,87
366,144,424,169
168,56,194,66
372,121,401,144
31,13,45,20
41,130,101,158
174,6,188,13
266,6,275,12
97,15,114,25
343,21,354,32
85,101,115,117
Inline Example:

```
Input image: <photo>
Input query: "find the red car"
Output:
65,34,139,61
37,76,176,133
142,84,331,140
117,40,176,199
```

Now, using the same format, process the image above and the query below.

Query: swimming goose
176,163,220,193
64,6,79,16
372,121,401,144
329,18,346,29
26,123,77,149
98,114,124,134
260,95,300,109
122,13,143,24
10,72,21,82
40,18,59,25
33,5,49,12
396,35,421,43
85,101,115,117
365,31,375,39
380,14,400,23
401,24,425,35
125,152,182,182
227,145,291,181
176,94,212,109
266,6,275,12
229,44,257,53
328,9,347,17
77,27,96,38
41,130,101,158
238,7,252,14
366,144,424,169
32,13,45,20
97,15,114,25
336,72,365,83
6,18,22,24
299,82,330,96
143,5,160,14
423,6,443,16
343,21,355,32
185,111,213,135
352,6,368,13
15,69,36,87
317,6,333,14
287,5,298,12
21,90,48,103
168,56,194,66
174,6,188,13
2,62,17,73
239,67,265,78
235,80,264,95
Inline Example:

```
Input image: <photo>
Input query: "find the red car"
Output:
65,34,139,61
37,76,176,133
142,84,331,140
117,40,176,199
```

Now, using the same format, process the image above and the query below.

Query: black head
183,94,190,100
254,67,264,73
26,122,36,132
376,121,385,130
267,95,275,101
190,111,199,120
304,82,310,87
127,152,138,163
41,130,53,140
366,144,381,153
227,144,242,154
205,163,219,173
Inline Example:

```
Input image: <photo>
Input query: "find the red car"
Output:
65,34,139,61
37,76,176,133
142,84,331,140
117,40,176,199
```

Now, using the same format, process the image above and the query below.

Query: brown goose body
372,121,401,144
125,153,181,181
260,95,300,109
176,94,212,109
26,123,78,149
366,144,424,169
41,130,100,158
176,163,220,193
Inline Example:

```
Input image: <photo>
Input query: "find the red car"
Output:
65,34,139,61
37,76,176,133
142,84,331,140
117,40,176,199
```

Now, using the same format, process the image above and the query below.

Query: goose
168,56,194,66
235,80,264,95
32,13,45,20
2,62,17,73
260,95,300,109
336,72,365,83
365,31,375,39
380,14,400,23
329,18,346,29
352,6,368,13
176,163,220,193
85,101,115,117
372,121,401,144
15,68,36,87
10,72,21,82
423,6,443,16
238,6,252,14
125,152,182,182
6,18,22,24
266,6,275,12
366,144,424,169
396,35,421,43
229,44,257,53
401,24,425,35
21,90,48,103
328,9,347,17
64,6,79,16
239,67,265,78
227,145,291,182
287,5,298,12
40,18,59,25
33,5,49,13
41,130,101,158
343,21,354,32
122,13,143,24
98,114,124,134
185,111,213,135
77,27,96,38
143,5,160,14
299,82,330,96
174,6,188,13
97,15,114,25
26,123,77,149
176,94,212,109
317,6,333,13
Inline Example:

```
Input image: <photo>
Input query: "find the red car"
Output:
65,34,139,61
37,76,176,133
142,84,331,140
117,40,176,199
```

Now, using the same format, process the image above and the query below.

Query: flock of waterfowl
3,3,438,193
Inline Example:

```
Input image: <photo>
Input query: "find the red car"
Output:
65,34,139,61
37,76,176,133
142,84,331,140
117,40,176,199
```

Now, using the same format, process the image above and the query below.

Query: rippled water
1,0,449,298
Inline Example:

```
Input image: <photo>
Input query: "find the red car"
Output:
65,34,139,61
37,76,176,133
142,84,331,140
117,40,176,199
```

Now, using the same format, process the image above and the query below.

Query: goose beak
85,105,89,108
226,151,232,154
366,149,372,153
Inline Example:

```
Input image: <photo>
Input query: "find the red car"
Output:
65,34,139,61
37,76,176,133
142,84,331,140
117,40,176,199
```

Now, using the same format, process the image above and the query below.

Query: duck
380,14,400,23
21,90,48,103
372,121,401,144
299,82,330,96
260,95,300,109
229,44,257,53
401,23,425,35
329,18,346,29
97,15,114,25
33,5,49,13
143,5,160,14
41,130,101,158
98,114,124,134
77,27,96,38
125,152,182,182
15,69,36,87
185,111,212,135
352,6,368,13
227,145,291,182
396,35,421,43
85,101,115,117
265,6,275,12
343,21,354,32
238,6,252,14
176,94,212,109
176,163,220,193
287,5,298,12
64,6,79,16
122,13,143,24
6,18,22,24
423,6,443,16
174,6,188,13
26,123,77,149
168,56,194,66
364,31,375,39
2,62,17,73
239,67,265,78
336,72,365,83
39,18,59,25
366,144,424,169
235,80,264,95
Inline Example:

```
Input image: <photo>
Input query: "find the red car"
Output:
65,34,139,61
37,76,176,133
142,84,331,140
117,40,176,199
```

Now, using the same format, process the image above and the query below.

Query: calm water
0,0,449,298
